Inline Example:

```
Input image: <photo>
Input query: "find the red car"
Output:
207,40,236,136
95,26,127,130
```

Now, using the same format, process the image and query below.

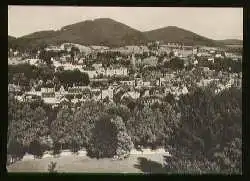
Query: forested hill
144,26,221,47
8,18,241,49
8,18,147,49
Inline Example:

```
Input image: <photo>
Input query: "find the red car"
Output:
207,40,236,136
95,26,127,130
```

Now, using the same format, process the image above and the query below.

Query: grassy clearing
7,153,168,173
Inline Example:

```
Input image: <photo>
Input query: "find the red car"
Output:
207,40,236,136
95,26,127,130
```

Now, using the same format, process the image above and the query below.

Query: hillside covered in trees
8,18,242,49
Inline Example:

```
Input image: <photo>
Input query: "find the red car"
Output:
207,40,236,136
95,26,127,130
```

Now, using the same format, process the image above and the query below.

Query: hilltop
8,18,242,49
144,26,221,47
9,18,147,49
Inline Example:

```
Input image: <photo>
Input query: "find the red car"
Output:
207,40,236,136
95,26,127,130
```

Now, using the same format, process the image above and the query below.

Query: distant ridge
8,18,242,49
8,35,16,41
8,35,17,48
144,26,220,46
215,39,243,45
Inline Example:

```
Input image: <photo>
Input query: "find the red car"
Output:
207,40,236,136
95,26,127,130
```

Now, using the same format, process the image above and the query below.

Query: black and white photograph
8,6,242,174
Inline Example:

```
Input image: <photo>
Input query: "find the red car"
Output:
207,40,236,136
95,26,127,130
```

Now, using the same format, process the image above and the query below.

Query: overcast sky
8,6,243,40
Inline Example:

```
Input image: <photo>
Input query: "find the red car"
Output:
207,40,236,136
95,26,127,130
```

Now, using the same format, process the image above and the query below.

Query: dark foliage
28,140,44,158
134,157,167,173
7,139,26,163
55,69,90,87
166,86,242,173
8,96,49,161
87,113,118,158
87,114,133,158
164,57,184,70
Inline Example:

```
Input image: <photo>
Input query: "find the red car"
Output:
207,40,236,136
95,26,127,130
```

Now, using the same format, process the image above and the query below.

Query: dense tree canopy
8,64,56,90
106,103,131,124
50,107,74,152
8,98,48,158
197,57,242,73
55,69,90,87
87,114,133,158
127,107,167,148
73,101,105,148
7,77,242,173
166,86,242,173
164,57,184,70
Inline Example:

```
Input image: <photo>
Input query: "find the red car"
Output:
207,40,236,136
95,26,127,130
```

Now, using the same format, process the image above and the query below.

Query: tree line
7,84,242,173
8,64,90,91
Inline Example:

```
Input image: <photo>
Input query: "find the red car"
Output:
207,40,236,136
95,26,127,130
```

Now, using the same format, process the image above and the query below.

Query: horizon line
8,17,243,41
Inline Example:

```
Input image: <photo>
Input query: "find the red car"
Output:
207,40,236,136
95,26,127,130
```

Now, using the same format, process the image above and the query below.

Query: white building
215,53,222,58
13,51,19,56
43,97,60,105
80,70,98,79
193,59,199,65
91,88,101,101
105,67,128,77
192,48,198,55
208,58,214,63
101,86,114,101
143,81,151,86
121,91,140,100
41,87,55,93
156,78,166,86
53,61,63,68
181,86,189,95
27,58,40,66
15,95,25,102
26,87,41,97
63,63,82,71
135,79,144,87
92,63,103,70
45,46,63,52
120,80,135,86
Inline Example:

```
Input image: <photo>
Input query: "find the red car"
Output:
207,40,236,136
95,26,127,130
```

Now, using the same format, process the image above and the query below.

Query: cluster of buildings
8,41,242,108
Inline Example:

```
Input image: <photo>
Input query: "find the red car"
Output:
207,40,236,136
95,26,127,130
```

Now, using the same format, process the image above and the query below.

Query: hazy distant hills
8,35,16,41
8,18,243,49
216,39,243,46
8,35,16,45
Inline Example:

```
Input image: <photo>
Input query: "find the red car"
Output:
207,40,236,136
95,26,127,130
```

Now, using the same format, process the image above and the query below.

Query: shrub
28,140,44,158
40,135,53,151
48,161,57,173
52,145,61,155
7,138,25,164
212,138,242,174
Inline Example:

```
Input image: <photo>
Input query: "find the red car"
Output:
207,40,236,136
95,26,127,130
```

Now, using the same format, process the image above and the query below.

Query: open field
7,150,169,173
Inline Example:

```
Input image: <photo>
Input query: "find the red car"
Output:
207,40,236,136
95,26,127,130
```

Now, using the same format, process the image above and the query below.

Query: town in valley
8,7,242,174
8,40,242,107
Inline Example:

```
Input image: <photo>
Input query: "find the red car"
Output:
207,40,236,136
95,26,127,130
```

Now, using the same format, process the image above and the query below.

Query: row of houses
9,67,241,108
13,85,113,107
53,60,128,78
